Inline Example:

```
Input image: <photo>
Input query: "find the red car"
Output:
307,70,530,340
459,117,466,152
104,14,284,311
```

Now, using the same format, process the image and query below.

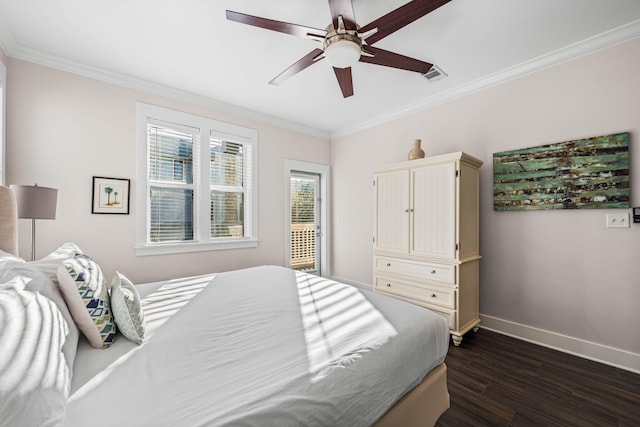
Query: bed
0,185,450,427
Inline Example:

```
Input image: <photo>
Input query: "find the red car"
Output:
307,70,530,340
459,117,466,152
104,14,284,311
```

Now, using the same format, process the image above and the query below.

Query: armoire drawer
427,307,457,330
374,256,456,285
374,276,456,309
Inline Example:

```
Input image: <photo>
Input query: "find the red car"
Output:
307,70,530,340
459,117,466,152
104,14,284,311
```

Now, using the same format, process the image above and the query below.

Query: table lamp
10,184,58,260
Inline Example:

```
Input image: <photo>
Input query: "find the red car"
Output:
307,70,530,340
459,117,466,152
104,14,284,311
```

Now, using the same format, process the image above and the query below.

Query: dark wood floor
436,329,640,426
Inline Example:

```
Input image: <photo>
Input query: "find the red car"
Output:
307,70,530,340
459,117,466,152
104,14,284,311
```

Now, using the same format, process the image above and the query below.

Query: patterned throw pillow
56,253,116,348
110,272,145,344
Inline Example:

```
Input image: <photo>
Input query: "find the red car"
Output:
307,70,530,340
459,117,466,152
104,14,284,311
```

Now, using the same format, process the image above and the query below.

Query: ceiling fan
226,0,451,98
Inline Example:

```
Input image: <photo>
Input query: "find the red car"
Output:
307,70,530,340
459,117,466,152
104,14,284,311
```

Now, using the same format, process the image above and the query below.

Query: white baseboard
480,314,640,375
326,279,640,374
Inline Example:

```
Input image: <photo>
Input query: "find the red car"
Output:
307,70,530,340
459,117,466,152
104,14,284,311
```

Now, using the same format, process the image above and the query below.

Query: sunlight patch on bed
0,282,70,402
295,272,397,381
69,275,214,400
141,275,213,336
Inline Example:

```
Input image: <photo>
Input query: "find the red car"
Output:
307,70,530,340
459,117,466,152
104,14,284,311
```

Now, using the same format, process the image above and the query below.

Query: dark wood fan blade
359,46,433,74
333,67,354,98
226,10,326,39
328,0,357,30
360,0,451,45
269,48,324,86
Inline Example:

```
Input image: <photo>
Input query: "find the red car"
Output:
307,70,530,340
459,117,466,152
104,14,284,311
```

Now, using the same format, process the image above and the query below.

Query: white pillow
0,242,84,283
0,252,80,372
0,250,26,288
29,242,84,280
29,243,83,371
26,275,80,372
0,279,71,426
56,253,116,348
111,272,146,344
0,249,24,265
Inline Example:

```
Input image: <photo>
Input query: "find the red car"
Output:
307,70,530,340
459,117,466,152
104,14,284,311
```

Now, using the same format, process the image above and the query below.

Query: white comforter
66,266,449,427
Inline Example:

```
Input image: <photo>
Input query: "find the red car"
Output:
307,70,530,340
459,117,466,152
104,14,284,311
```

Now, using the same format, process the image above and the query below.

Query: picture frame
92,176,130,214
493,132,629,211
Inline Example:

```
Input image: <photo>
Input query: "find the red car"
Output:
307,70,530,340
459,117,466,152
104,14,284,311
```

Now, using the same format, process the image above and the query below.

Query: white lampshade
325,39,361,68
11,184,58,219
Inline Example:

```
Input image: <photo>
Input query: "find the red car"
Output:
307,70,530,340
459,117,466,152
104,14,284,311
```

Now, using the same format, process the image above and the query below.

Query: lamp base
30,218,36,261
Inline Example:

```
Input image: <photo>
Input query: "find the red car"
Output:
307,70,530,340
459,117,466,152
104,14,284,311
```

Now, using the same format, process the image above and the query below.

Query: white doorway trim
284,159,330,277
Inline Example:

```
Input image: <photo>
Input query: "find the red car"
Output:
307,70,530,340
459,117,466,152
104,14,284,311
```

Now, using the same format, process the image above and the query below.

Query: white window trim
284,159,330,277
0,60,6,185
136,103,258,256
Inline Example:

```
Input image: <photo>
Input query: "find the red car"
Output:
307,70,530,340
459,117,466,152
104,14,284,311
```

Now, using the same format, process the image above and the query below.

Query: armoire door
373,169,410,254
411,162,457,259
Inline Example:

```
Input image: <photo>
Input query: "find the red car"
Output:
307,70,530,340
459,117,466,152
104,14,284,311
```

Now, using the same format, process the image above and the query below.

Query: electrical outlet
606,213,630,228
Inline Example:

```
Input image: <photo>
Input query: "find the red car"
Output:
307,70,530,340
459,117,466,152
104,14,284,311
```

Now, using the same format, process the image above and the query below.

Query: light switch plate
606,213,630,228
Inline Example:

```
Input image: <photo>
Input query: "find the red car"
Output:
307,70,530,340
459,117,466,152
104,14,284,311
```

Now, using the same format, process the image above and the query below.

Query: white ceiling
1,0,640,138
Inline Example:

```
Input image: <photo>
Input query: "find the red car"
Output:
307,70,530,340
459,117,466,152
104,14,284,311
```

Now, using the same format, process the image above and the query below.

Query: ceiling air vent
423,65,447,82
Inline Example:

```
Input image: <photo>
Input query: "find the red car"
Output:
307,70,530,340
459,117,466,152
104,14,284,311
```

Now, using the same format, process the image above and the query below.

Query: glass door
289,172,321,274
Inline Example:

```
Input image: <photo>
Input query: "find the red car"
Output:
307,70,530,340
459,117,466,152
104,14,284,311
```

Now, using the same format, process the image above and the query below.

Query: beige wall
1,46,6,186
332,38,640,361
6,59,330,283
6,39,639,369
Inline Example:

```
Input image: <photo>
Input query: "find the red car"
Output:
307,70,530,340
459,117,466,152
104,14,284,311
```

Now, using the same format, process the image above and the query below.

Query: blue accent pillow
56,253,116,348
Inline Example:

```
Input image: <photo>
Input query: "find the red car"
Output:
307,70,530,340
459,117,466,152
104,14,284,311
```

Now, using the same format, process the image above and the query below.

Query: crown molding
5,43,330,140
331,19,640,140
3,16,640,141
0,15,16,58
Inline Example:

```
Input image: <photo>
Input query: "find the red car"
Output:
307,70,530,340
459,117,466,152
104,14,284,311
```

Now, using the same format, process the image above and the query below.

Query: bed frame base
374,363,450,427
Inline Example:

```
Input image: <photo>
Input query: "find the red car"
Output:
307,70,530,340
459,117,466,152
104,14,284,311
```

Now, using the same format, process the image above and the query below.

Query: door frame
284,159,330,277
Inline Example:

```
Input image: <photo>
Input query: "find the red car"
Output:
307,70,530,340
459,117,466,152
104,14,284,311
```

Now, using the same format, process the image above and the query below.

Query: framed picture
493,132,629,211
92,176,130,214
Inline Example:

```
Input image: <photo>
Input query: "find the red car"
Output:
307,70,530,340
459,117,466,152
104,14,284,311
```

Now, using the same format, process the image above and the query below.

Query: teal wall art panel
493,132,629,210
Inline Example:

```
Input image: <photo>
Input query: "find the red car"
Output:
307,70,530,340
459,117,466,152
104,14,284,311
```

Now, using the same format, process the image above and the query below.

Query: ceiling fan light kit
226,0,452,97
324,38,362,69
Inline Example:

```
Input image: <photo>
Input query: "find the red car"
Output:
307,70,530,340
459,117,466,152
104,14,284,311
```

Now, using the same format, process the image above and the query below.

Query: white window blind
290,175,316,224
136,103,258,256
147,122,197,243
210,137,245,238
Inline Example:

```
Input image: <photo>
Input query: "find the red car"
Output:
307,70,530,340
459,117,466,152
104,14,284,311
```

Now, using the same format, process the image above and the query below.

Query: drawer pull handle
386,263,391,267
431,293,437,298
430,270,436,274
386,283,391,287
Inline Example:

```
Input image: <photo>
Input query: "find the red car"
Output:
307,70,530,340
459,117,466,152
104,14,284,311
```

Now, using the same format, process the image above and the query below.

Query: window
136,103,258,255
147,121,196,243
210,138,246,239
